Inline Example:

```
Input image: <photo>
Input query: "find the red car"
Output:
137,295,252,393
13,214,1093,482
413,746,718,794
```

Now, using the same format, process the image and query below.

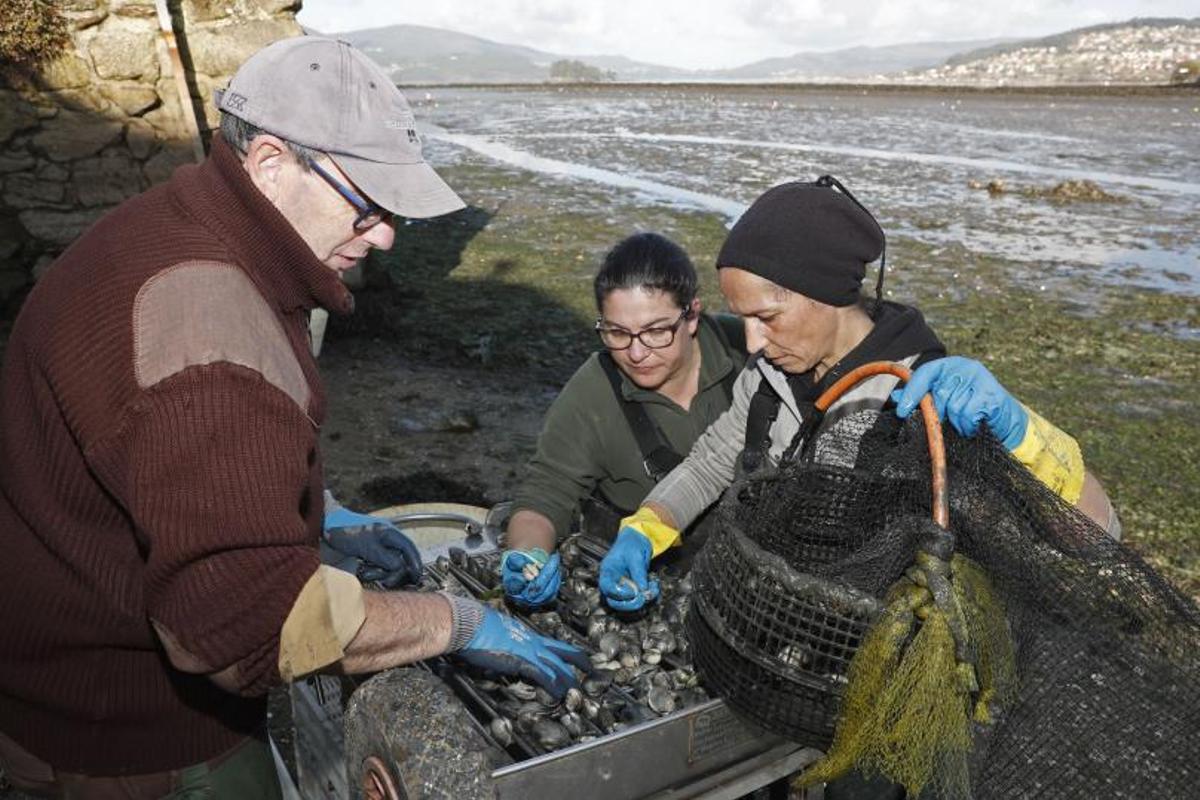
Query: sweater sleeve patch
278,566,366,681
132,260,310,412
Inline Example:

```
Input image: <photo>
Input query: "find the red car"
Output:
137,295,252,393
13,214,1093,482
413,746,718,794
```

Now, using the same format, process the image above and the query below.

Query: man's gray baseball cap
216,36,464,219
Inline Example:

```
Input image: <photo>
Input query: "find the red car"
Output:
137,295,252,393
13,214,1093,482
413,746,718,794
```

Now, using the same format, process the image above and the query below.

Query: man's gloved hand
322,494,422,589
891,356,1027,448
451,600,589,699
599,525,662,612
501,548,562,607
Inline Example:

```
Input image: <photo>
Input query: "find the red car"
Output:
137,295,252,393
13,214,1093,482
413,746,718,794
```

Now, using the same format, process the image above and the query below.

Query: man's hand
892,356,1027,449
323,504,422,589
455,605,589,698
501,548,562,607
598,528,660,612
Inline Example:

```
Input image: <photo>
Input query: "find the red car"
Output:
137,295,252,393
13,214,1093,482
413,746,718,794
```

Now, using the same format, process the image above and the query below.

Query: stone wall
0,0,303,311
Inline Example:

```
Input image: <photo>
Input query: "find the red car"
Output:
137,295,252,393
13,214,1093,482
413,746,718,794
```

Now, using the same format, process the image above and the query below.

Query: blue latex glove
598,528,660,612
457,607,590,699
501,548,562,607
891,356,1028,450
323,504,422,589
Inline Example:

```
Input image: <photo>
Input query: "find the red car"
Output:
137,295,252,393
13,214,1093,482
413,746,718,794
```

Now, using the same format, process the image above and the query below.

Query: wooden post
153,0,206,163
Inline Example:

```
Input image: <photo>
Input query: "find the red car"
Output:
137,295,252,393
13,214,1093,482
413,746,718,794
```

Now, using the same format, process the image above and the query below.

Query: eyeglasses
306,158,392,232
595,309,691,351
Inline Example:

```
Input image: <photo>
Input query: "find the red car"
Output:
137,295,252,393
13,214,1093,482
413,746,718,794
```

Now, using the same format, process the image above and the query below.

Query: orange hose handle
814,362,949,530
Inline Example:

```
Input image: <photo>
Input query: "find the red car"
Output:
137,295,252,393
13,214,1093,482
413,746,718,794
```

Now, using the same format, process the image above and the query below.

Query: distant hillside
902,17,1200,85
335,19,1200,86
336,24,688,83
333,24,1002,84
720,39,1013,81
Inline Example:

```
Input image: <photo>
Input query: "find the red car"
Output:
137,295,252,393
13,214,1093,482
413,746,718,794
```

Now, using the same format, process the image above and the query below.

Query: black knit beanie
716,177,885,307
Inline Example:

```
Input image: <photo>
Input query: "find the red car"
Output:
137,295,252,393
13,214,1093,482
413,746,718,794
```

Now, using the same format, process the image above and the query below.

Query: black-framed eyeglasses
595,308,691,351
307,158,392,232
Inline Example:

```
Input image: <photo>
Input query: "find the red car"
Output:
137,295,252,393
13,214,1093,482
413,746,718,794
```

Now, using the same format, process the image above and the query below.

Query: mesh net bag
688,388,1200,799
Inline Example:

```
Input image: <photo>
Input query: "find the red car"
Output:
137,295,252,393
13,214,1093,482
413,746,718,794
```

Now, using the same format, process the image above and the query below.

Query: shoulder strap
739,360,784,475
598,352,683,482
702,314,742,404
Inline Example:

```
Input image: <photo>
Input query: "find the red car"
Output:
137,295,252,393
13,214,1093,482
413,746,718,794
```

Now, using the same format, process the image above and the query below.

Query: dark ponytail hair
593,232,698,313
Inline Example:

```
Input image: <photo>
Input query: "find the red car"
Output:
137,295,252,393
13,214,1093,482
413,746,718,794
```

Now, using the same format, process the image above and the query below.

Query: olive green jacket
512,314,745,538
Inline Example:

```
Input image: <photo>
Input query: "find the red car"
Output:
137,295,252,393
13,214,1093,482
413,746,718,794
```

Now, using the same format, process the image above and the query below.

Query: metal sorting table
290,503,823,799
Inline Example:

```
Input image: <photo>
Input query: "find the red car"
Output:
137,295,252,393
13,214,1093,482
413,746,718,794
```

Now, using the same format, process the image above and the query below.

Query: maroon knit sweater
0,137,353,774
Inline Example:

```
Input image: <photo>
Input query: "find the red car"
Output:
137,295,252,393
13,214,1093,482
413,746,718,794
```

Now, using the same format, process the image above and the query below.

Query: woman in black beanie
599,176,1121,611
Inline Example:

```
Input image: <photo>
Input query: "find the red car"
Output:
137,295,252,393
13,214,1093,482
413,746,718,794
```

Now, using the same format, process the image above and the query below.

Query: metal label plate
687,703,761,764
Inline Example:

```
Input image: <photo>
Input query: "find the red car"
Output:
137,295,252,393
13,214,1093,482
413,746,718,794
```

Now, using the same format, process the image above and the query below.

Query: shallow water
414,86,1200,295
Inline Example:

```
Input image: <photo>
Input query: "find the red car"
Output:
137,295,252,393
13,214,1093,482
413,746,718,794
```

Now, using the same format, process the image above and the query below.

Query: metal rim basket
687,362,949,746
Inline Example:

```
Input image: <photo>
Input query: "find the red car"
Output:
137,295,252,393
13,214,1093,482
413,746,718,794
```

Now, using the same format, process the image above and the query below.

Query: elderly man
599,176,1119,611
0,37,584,798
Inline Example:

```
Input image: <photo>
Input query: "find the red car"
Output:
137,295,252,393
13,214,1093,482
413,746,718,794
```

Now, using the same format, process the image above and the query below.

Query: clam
517,706,543,732
586,618,607,641
531,718,571,749
618,650,640,669
582,672,613,697
642,648,662,665
612,666,634,685
490,716,514,746
648,686,677,714
564,687,583,712
581,697,601,719
534,687,558,708
503,681,537,702
597,632,621,660
559,711,585,738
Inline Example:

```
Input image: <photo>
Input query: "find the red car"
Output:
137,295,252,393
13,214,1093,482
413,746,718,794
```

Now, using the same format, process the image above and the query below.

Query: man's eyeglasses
595,309,691,351
307,159,392,232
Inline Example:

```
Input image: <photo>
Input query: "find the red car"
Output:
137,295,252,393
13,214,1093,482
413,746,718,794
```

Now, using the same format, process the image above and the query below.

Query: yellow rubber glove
1010,405,1085,505
620,506,682,558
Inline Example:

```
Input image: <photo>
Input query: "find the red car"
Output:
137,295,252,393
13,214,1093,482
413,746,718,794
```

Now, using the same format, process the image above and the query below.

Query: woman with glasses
500,232,747,608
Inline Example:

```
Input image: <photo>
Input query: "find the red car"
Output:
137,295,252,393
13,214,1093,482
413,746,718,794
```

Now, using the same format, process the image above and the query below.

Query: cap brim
332,155,465,219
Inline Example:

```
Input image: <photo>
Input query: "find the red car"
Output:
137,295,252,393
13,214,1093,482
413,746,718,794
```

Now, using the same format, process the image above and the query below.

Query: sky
296,1,1199,70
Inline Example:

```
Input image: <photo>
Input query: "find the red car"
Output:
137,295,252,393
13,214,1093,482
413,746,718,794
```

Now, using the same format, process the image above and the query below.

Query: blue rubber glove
598,528,660,612
323,503,422,589
501,548,562,607
457,606,590,699
891,356,1028,449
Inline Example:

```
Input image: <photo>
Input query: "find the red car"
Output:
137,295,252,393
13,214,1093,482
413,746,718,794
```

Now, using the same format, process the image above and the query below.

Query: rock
36,53,94,90
62,0,108,29
0,152,36,174
3,172,68,209
181,0,235,24
32,255,57,281
125,118,159,159
1044,179,1122,203
73,151,145,207
248,0,303,14
186,18,302,76
0,270,30,305
100,83,161,116
32,110,124,161
986,179,1007,196
436,410,480,433
47,87,113,115
0,93,38,145
110,0,158,17
89,31,160,81
37,162,70,182
144,82,191,138
142,141,196,184
18,208,107,248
